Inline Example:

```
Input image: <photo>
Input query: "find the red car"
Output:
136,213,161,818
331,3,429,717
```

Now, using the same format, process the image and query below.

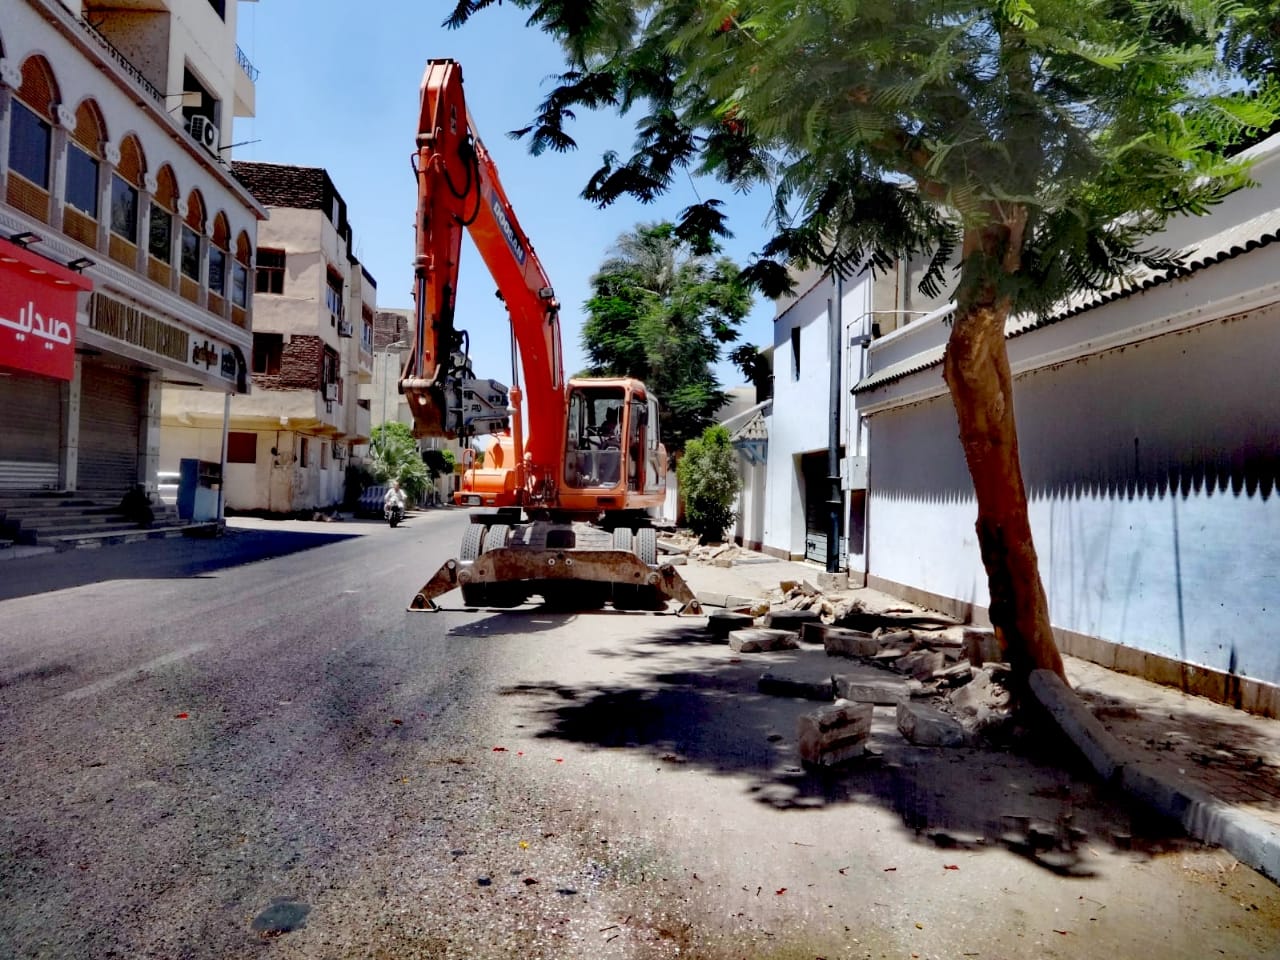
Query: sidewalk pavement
673,550,1280,883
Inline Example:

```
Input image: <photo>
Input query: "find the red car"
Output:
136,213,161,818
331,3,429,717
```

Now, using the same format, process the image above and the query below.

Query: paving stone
963,627,1003,666
893,649,946,679
798,699,873,767
832,675,907,705
697,591,729,608
707,610,755,639
725,595,757,610
729,628,800,653
758,672,835,701
804,623,879,656
897,701,969,747
875,629,917,647
764,608,822,630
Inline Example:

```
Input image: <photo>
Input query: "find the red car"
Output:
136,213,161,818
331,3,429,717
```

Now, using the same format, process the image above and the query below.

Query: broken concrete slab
764,608,822,631
697,591,729,608
896,701,969,747
707,610,755,639
876,629,917,648
725,595,757,610
832,675,907,706
893,649,946,680
806,624,879,657
931,659,973,684
759,672,835,701
798,699,873,767
729,628,801,653
963,627,1003,666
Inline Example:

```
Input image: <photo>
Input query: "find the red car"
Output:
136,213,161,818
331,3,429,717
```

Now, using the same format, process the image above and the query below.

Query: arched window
63,100,106,247
207,211,230,316
108,134,144,266
232,230,252,327
179,189,204,303
6,56,60,222
147,164,178,286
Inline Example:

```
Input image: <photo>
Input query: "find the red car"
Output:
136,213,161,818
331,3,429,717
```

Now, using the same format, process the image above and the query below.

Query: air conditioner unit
189,115,219,153
323,382,338,401
337,320,353,338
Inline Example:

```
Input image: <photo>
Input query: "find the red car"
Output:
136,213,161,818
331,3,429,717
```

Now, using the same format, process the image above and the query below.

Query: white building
161,162,376,513
761,134,1280,713
1,0,262,498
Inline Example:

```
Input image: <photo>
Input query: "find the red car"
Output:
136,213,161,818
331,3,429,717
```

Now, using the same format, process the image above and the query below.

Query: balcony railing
236,45,259,83
74,15,164,106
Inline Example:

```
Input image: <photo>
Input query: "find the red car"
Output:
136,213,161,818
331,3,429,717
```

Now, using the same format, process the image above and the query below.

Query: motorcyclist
383,480,406,513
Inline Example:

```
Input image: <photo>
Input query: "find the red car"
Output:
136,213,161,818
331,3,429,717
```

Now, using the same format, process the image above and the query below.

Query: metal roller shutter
0,371,62,489
78,363,141,493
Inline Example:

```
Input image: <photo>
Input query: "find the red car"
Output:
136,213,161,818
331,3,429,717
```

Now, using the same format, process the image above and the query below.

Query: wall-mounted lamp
8,231,42,247
67,257,95,273
849,333,873,348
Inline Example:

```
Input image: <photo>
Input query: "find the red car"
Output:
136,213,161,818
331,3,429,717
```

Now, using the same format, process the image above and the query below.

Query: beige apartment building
160,162,375,513
0,0,262,509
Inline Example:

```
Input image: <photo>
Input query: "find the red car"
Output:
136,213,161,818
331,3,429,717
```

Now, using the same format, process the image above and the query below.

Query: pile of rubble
703,583,1017,769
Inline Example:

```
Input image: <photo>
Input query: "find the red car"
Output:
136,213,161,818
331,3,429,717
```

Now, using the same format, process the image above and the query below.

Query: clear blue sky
232,0,778,387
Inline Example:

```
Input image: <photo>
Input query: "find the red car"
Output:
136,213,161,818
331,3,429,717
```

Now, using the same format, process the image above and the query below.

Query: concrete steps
0,489,187,548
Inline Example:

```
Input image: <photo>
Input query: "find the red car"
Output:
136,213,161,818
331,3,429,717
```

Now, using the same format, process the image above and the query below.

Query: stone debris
729,628,800,653
798,699,873,767
706,610,755,639
763,608,822,631
897,700,969,747
893,649,946,680
808,624,880,658
833,675,907,705
758,672,835,701
695,569,1018,750
963,627,1003,666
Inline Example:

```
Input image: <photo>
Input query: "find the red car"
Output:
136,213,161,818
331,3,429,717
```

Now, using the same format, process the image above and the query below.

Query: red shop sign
0,237,93,381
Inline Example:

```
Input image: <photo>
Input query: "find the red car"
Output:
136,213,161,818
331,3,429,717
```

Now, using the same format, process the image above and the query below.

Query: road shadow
499,619,1206,876
0,528,357,601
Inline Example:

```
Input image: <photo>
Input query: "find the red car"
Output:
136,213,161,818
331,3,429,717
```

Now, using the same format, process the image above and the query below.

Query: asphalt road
1,509,1278,959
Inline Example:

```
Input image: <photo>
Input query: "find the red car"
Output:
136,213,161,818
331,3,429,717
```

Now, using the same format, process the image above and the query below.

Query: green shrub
676,425,741,543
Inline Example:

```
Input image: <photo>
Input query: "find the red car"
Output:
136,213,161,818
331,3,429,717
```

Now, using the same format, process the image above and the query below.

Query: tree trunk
942,224,1065,681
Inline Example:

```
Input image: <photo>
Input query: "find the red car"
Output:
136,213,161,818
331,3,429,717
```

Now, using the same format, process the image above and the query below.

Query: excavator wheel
482,523,510,552
460,523,485,561
636,527,658,566
612,527,634,552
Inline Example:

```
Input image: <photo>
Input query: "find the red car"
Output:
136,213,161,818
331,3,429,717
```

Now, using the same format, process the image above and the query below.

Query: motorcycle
384,491,406,528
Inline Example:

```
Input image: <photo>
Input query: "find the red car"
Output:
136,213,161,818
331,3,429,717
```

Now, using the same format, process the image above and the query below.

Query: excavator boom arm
402,59,565,472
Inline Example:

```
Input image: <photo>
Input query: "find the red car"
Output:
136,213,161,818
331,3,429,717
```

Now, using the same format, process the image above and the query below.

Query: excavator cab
564,387,626,488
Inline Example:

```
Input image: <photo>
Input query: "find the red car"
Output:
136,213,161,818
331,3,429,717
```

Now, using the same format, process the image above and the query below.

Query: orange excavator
401,59,700,614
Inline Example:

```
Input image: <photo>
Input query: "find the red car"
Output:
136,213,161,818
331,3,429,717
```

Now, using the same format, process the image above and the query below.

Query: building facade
160,162,375,513
760,134,1280,712
1,0,263,495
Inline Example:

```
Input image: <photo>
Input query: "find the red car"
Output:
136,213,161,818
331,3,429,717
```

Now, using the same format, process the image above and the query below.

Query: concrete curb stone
1029,669,1280,882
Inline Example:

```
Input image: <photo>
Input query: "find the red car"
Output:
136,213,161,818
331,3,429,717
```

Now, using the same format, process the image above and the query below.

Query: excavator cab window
564,387,625,488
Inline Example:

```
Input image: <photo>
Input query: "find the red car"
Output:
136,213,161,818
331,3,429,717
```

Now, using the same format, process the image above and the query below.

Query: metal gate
77,363,141,493
801,451,841,565
0,371,62,489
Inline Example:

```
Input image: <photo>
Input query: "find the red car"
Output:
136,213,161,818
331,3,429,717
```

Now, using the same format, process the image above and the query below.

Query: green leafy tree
448,0,1279,680
421,447,457,480
371,421,430,505
677,425,741,542
582,222,752,452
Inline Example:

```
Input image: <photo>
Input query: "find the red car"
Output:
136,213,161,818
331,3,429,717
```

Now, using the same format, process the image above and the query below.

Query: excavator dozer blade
408,548,702,615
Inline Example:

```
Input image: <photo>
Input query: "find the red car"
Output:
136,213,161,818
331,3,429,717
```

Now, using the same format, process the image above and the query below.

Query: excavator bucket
408,547,702,615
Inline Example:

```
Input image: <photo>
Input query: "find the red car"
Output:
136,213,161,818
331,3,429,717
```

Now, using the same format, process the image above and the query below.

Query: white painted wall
765,270,873,560
868,300,1280,685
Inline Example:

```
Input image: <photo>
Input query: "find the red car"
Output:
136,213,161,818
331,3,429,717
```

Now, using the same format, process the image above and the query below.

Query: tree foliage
676,425,741,542
582,222,752,452
447,0,1280,679
422,447,457,480
371,422,430,504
